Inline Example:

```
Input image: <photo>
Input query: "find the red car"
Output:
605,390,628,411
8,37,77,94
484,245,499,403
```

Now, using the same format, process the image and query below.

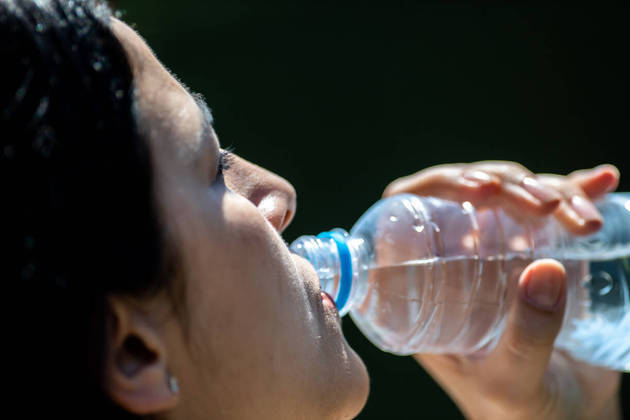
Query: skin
104,19,369,420
101,17,622,420
385,162,622,420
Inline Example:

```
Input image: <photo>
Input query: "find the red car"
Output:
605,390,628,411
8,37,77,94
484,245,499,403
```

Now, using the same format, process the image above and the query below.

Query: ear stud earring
168,374,179,394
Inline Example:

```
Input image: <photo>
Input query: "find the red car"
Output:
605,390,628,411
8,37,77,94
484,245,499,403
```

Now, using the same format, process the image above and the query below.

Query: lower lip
321,291,338,311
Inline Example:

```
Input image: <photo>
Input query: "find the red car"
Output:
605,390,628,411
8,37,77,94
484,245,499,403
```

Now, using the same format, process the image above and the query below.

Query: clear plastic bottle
289,193,630,371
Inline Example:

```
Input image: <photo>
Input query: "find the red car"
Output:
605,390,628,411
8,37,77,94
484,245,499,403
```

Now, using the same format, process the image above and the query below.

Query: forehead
110,18,214,167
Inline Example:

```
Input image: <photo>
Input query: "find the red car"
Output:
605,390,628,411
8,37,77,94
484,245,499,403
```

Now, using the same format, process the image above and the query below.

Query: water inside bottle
349,254,630,371
557,255,630,372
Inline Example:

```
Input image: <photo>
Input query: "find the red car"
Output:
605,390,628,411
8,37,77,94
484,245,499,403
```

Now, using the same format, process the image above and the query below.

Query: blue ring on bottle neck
317,231,352,313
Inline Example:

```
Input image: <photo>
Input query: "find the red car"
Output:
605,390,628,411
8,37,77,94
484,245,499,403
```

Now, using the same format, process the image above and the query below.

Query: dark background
116,1,629,418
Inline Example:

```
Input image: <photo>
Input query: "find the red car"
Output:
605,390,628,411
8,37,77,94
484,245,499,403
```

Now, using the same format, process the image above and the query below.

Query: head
1,1,368,419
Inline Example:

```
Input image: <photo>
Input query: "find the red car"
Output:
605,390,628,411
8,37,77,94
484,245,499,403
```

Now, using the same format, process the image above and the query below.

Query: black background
117,2,629,418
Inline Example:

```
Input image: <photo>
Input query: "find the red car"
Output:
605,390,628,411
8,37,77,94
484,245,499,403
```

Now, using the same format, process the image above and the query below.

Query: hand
383,161,619,235
383,162,622,420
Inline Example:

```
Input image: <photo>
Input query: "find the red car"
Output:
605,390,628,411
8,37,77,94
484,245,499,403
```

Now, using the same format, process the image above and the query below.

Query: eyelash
217,149,234,178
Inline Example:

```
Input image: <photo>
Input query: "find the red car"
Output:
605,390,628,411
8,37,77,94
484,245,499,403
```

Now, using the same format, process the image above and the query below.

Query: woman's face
108,20,369,419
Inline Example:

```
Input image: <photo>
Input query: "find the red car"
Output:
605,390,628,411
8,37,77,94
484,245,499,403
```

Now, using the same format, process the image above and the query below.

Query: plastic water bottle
289,193,630,371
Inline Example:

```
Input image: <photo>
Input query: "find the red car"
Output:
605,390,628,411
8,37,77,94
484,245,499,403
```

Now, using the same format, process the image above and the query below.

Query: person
0,1,622,419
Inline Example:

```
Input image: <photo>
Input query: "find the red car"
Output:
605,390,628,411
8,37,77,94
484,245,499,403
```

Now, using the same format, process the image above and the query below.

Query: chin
343,346,370,419
320,343,370,420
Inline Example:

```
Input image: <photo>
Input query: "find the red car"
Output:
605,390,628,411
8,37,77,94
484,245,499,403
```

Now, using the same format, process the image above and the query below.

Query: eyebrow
161,65,214,134
191,92,214,140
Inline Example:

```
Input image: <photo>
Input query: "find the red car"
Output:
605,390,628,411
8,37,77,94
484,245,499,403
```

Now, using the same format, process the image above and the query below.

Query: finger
470,162,562,215
487,180,560,218
383,165,502,201
483,259,566,401
384,163,562,218
568,164,620,199
538,175,604,235
471,161,535,185
554,197,603,236
383,164,559,214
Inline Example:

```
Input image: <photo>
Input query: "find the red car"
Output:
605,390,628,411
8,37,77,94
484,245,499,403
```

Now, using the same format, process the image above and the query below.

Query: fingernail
595,163,620,178
521,177,562,206
570,196,603,228
458,177,482,189
464,170,493,184
461,171,501,194
524,265,562,311
595,165,620,193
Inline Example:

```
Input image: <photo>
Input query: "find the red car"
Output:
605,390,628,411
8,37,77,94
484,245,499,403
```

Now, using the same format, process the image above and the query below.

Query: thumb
485,259,567,398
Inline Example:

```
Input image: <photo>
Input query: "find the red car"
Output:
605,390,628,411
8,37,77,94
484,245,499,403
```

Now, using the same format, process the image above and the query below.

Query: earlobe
103,296,179,415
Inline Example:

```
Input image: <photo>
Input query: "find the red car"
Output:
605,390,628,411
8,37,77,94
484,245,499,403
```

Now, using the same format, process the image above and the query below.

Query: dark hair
1,1,175,417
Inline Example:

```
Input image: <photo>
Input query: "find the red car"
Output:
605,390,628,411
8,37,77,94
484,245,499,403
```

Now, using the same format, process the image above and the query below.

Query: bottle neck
289,229,369,315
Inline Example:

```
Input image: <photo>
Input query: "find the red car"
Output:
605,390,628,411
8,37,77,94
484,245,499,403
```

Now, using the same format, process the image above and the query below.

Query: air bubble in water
594,271,614,296
581,271,614,296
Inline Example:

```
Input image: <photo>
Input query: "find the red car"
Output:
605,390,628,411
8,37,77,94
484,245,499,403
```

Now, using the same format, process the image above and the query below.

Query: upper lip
289,253,342,320
290,250,322,288
322,291,338,311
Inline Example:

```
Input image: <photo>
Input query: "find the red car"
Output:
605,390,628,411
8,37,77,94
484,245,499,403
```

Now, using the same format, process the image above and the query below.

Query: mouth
289,249,342,324
321,290,342,325
321,290,338,311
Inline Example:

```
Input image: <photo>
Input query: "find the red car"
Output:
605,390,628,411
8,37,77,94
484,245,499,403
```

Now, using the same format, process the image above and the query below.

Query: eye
215,149,233,180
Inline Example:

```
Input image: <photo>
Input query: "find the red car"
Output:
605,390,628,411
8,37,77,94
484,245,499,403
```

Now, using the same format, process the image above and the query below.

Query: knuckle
472,161,535,184
539,179,580,201
504,335,538,363
536,173,563,185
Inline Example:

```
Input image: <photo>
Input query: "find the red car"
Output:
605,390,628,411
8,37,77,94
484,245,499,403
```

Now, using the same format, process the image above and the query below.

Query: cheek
167,190,370,416
181,193,318,372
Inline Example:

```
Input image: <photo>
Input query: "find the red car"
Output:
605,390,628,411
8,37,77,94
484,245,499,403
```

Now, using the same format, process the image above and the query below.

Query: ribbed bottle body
347,195,542,355
291,193,630,370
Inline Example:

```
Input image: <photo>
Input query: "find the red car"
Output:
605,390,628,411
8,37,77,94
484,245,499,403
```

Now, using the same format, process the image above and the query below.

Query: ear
103,295,179,415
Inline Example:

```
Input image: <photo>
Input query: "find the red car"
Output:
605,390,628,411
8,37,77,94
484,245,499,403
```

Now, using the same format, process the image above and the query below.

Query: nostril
280,208,294,232
257,193,295,233
281,188,297,232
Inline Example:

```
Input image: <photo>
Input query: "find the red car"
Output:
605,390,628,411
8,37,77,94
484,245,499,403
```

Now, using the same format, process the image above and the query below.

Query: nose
223,153,297,233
